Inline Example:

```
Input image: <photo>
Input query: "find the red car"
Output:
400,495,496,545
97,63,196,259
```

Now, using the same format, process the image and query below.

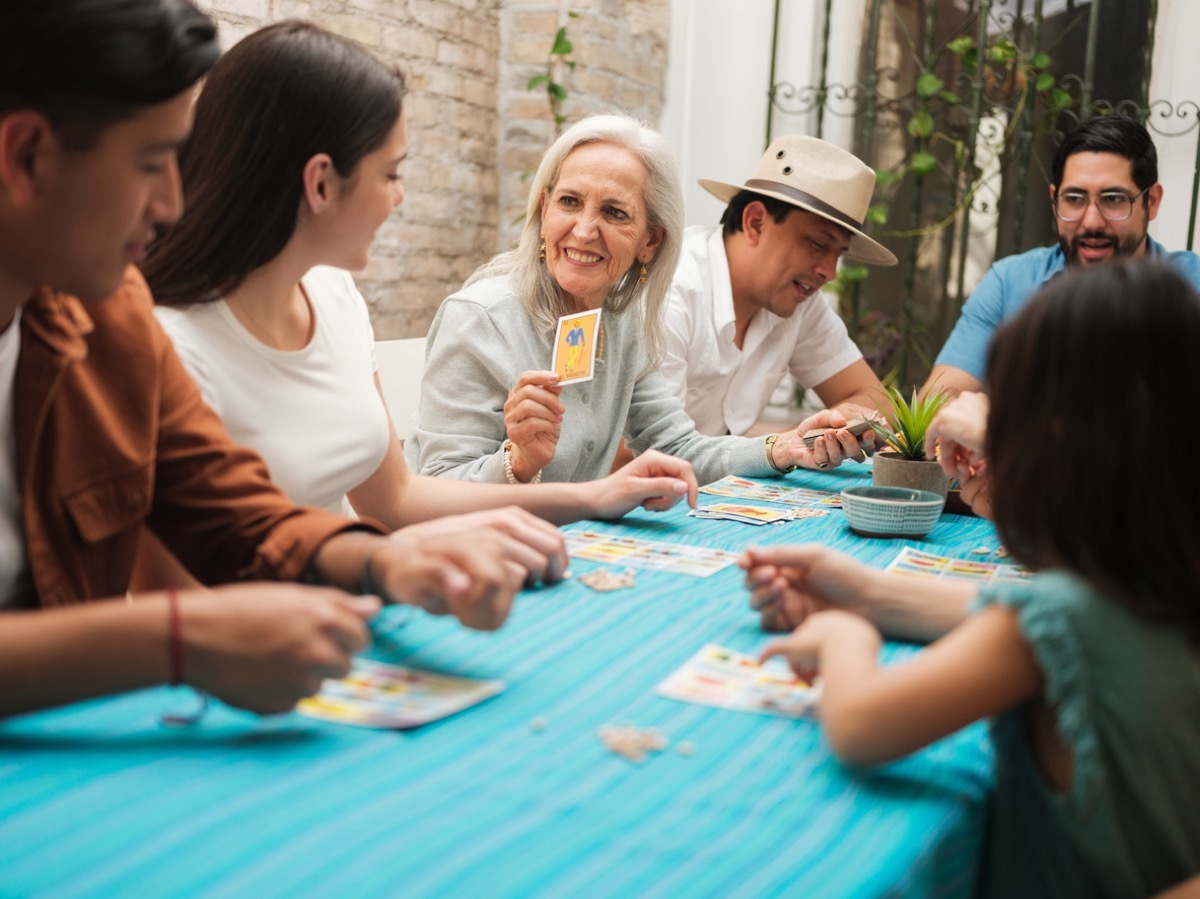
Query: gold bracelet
503,439,543,484
764,433,796,473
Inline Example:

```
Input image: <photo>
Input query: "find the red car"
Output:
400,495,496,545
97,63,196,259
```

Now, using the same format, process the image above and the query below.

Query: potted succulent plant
870,385,953,501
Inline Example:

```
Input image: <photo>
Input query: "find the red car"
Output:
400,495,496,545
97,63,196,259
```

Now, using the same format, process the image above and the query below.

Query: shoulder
303,266,365,307
987,245,1063,282
435,275,526,326
1152,240,1200,288
671,226,718,292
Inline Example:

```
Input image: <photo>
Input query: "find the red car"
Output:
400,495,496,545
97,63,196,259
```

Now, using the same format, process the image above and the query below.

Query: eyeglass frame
1051,185,1152,223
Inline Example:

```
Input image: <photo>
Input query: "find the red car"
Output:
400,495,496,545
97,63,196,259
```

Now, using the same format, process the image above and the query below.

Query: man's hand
771,409,877,472
925,391,988,476
741,544,880,632
183,584,379,715
590,449,699,517
503,370,564,481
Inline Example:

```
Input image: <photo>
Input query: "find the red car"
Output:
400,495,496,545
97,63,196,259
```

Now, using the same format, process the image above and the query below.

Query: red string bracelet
167,587,184,687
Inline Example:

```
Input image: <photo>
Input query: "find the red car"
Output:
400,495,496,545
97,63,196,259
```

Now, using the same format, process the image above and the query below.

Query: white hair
468,111,684,363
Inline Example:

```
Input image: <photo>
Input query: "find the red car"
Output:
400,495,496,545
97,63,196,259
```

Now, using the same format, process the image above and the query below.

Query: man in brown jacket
0,0,573,718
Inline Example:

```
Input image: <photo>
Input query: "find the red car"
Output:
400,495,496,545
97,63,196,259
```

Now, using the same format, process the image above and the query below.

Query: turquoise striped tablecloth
0,465,996,898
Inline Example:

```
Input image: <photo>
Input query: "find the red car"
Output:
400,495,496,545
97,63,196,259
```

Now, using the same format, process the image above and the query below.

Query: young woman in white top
138,22,697,591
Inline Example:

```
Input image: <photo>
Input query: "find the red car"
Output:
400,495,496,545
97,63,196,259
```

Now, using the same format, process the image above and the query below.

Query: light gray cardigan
405,275,778,486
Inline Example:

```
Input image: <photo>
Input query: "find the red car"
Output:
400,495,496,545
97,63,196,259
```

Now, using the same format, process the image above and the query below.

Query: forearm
0,600,171,717
397,475,596,527
860,571,975,643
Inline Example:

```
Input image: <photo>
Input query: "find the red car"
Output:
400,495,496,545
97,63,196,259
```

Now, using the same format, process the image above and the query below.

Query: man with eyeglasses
927,115,1200,396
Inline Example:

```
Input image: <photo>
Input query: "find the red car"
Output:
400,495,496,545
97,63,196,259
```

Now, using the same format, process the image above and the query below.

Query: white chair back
374,337,426,441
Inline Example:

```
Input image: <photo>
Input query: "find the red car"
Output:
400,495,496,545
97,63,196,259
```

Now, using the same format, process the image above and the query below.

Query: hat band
745,179,864,231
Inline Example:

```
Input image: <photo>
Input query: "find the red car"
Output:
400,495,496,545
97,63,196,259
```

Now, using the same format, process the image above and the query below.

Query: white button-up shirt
661,226,863,436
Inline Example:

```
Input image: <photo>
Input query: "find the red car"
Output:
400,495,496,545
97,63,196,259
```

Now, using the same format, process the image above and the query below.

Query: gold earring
638,261,648,284
539,239,546,262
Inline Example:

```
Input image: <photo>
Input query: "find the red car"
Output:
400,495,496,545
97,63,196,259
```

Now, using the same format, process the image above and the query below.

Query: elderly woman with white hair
406,113,835,485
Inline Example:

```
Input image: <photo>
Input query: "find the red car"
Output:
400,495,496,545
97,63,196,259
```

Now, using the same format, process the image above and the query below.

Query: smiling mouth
792,279,817,299
563,248,603,264
1074,234,1115,259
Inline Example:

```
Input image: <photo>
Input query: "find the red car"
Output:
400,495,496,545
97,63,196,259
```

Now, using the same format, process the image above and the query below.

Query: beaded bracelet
503,438,543,484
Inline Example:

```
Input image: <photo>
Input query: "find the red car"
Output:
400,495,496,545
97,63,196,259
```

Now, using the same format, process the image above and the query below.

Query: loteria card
564,529,738,577
297,658,504,729
657,643,821,718
699,475,844,509
551,308,603,385
886,546,1032,584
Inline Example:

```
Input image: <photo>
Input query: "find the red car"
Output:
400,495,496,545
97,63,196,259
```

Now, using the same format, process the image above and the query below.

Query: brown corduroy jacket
16,266,361,607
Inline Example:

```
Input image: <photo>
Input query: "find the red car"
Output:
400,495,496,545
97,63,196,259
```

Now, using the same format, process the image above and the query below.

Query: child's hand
759,610,883,682
740,544,878,632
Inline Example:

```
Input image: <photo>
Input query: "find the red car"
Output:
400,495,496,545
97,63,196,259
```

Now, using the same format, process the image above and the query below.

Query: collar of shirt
705,228,739,346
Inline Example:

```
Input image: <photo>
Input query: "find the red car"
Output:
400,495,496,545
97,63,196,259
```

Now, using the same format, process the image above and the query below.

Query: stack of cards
699,475,844,509
689,503,793,525
298,658,505,729
800,415,881,448
657,643,821,718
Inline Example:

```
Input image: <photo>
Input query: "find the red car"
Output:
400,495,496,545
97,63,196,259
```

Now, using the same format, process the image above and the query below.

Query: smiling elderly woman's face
540,141,664,311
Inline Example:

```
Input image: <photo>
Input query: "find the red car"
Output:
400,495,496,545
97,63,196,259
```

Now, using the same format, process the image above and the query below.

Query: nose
150,158,184,226
1079,197,1107,231
391,180,405,208
571,209,599,240
812,248,840,283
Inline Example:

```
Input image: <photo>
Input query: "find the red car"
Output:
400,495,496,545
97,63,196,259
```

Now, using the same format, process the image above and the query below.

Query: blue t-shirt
972,572,1200,897
936,238,1200,381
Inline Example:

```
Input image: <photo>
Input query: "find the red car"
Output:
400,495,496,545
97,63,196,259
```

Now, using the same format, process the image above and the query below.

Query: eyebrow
814,226,852,250
140,138,186,155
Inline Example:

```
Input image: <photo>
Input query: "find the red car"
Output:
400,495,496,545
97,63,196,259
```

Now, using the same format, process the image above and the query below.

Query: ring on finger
816,459,830,470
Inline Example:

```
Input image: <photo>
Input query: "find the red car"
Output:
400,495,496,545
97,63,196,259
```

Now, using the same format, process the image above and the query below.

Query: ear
741,200,768,247
301,153,336,214
0,111,55,206
640,224,665,263
1145,182,1163,222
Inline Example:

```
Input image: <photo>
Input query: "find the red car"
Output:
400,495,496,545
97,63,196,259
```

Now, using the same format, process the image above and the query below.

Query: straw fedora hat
699,135,897,266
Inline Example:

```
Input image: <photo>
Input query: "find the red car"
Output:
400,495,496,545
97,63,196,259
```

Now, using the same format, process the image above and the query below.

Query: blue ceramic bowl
841,485,944,538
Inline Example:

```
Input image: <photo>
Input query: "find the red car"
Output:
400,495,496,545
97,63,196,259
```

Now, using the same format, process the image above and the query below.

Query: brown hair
143,20,405,305
986,260,1200,637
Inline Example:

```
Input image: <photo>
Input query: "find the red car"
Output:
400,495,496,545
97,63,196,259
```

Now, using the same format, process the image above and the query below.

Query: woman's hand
591,449,699,517
503,370,564,481
741,544,879,632
758,609,883,684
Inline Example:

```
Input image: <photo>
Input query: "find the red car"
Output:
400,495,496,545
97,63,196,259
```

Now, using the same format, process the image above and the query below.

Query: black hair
986,261,1200,638
144,20,407,306
720,189,799,235
0,0,219,149
1050,115,1158,193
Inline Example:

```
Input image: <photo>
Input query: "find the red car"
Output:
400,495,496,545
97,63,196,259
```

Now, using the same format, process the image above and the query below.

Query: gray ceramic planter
871,450,951,502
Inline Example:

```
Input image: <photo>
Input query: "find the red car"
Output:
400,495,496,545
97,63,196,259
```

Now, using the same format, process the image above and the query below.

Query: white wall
1146,0,1200,252
661,0,863,227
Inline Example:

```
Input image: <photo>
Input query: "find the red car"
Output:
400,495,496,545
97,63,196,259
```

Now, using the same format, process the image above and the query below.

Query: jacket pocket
62,462,154,543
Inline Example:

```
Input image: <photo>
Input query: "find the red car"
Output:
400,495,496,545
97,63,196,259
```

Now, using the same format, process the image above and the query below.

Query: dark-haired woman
140,21,698,567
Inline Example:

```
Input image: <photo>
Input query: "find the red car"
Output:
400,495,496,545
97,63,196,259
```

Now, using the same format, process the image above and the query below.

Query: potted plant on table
869,385,953,501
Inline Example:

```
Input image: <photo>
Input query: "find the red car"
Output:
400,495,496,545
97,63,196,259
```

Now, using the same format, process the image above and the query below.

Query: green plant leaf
872,385,952,460
910,151,937,175
988,40,1017,63
1050,87,1073,109
916,72,944,99
1036,72,1055,92
551,27,572,56
874,170,900,186
867,203,889,225
549,83,568,101
938,90,961,105
946,36,974,56
841,263,870,282
1032,51,1051,69
527,74,549,90
908,109,934,139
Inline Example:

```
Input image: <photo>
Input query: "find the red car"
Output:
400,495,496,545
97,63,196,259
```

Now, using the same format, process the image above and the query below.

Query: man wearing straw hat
660,135,897,468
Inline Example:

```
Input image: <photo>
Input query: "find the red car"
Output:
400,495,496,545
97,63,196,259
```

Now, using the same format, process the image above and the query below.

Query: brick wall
197,0,668,338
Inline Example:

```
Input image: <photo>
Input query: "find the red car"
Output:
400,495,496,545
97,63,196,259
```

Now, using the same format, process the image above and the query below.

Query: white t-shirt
0,307,30,609
155,266,390,516
661,226,863,436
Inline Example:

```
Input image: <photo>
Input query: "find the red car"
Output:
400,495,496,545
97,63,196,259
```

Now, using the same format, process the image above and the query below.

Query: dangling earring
638,260,648,284
539,239,547,262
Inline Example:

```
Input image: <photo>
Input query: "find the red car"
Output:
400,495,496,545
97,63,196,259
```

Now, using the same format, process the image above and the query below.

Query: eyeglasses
1052,187,1150,223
